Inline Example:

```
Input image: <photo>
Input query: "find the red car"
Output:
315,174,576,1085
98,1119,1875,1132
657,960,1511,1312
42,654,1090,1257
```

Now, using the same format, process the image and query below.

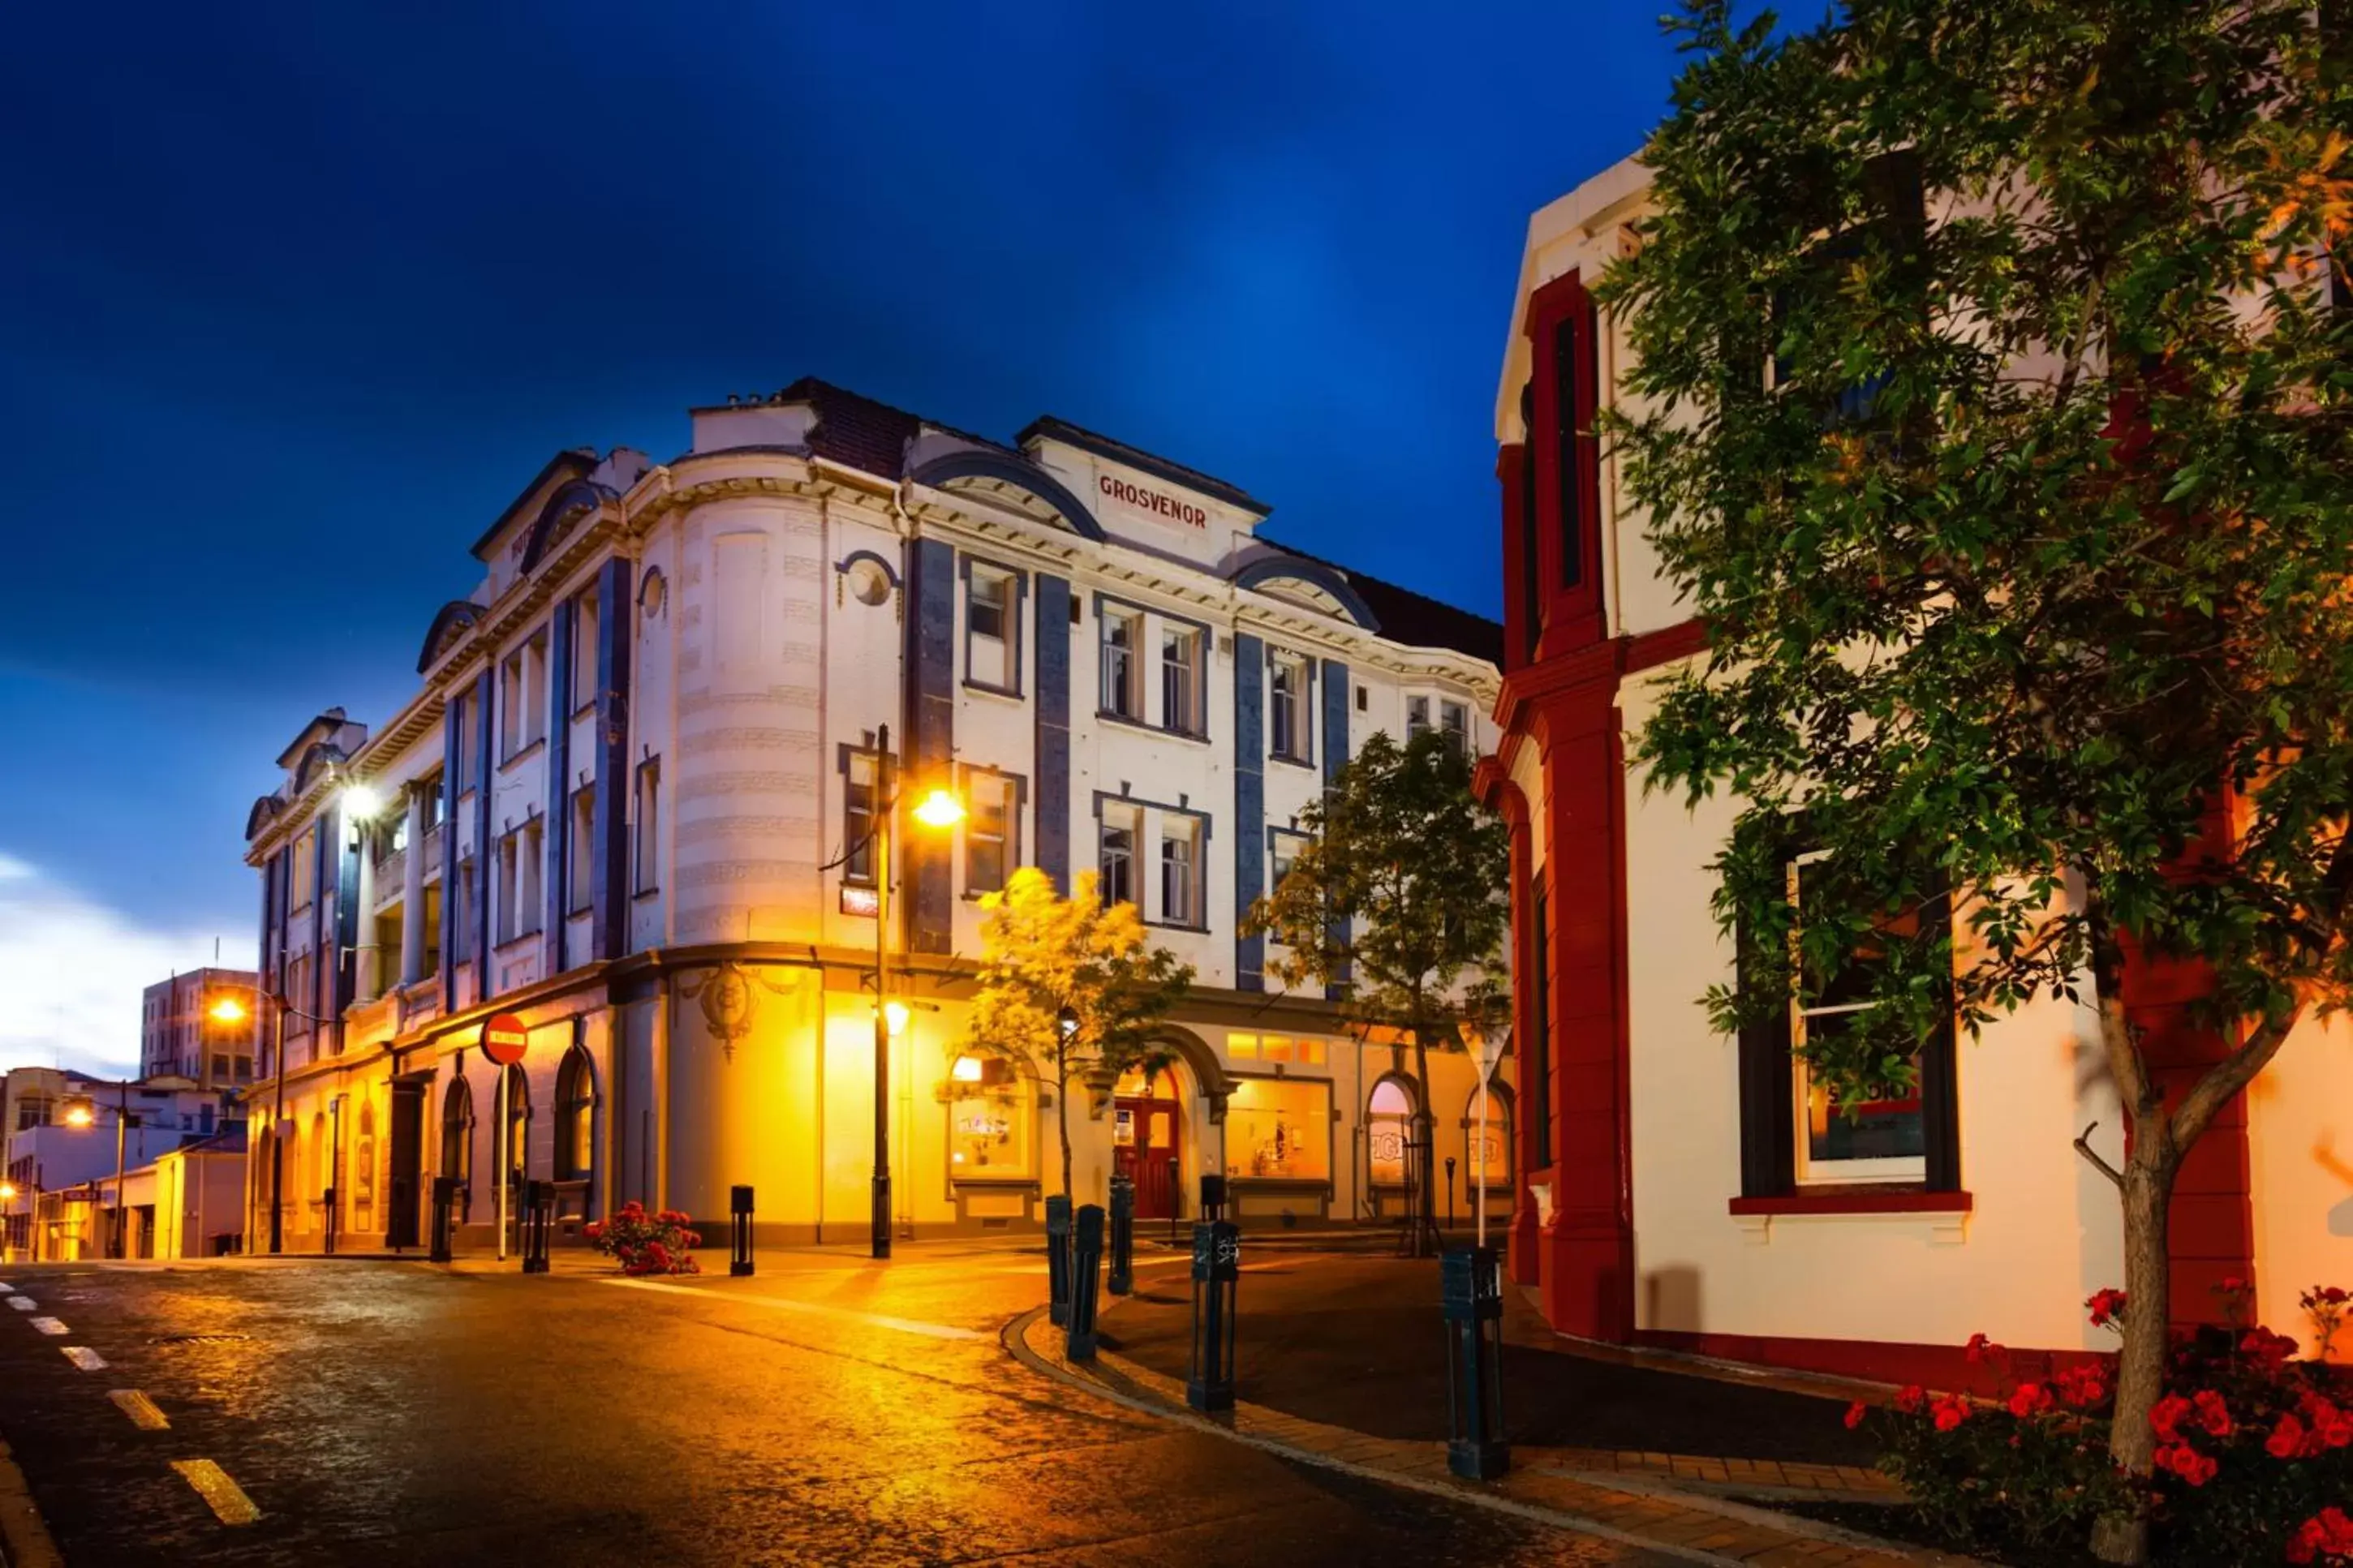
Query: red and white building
1481,154,2353,1382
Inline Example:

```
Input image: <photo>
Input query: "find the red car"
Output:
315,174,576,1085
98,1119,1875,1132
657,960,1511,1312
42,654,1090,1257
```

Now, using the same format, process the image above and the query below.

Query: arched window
501,1064,531,1192
1465,1082,1512,1190
555,1046,596,1183
441,1077,474,1189
1367,1076,1417,1186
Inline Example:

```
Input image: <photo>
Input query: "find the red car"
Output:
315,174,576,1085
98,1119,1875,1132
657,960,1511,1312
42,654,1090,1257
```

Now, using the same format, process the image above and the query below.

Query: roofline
469,449,600,561
1016,415,1270,515
1495,153,1652,442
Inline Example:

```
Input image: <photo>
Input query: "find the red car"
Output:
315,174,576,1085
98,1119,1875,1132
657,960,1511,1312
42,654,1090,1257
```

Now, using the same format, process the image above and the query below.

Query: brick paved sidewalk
1009,1305,1969,1567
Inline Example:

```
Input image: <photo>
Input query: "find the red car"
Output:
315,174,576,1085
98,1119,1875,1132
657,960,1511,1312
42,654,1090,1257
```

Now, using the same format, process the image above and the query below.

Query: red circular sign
480,1012,529,1065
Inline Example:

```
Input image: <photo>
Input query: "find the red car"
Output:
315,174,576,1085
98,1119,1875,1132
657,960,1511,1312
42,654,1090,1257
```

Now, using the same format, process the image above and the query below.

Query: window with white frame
964,769,1019,895
1100,605,1143,720
841,750,878,886
568,788,594,913
1406,695,1432,741
1099,804,1139,909
571,585,600,713
1159,815,1202,926
1161,625,1205,737
966,563,1018,693
1440,699,1470,758
501,629,549,759
1268,827,1310,899
290,828,317,910
633,758,661,894
497,818,544,945
1786,849,1929,1185
1269,652,1310,763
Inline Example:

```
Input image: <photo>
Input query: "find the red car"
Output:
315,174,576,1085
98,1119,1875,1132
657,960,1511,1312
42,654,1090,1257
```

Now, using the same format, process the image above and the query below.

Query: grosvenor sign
1096,472,1207,530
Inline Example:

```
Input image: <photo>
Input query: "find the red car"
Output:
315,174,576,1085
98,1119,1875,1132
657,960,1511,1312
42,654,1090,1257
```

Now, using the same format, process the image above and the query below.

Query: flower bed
1849,1283,2350,1564
582,1201,703,1276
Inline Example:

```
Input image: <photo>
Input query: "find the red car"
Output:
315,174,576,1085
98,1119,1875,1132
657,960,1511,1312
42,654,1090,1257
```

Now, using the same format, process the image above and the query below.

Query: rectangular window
424,771,447,831
290,828,317,910
1270,653,1310,763
634,759,661,894
1787,850,1929,1185
1553,314,1582,589
1159,816,1201,926
1529,887,1552,1169
964,770,1017,895
1161,625,1204,737
1099,805,1138,909
572,585,600,713
523,818,544,934
1406,696,1432,742
452,694,479,788
453,857,475,962
1223,1077,1331,1181
1225,1033,1327,1068
568,788,595,914
946,1054,1031,1177
1440,700,1469,758
1268,827,1309,900
966,564,1018,693
1100,607,1143,720
842,750,877,886
502,630,549,759
497,832,521,946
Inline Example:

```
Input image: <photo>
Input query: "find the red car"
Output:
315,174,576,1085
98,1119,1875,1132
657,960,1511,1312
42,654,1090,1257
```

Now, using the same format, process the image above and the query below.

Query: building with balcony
1481,153,2353,1382
238,379,1508,1254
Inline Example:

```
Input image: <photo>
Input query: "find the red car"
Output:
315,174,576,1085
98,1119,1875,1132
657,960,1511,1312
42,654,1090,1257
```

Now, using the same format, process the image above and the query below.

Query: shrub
1855,1283,2353,1563
583,1201,703,1276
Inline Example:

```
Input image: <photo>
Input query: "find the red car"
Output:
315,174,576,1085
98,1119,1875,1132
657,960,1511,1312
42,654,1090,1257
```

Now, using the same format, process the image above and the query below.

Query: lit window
1787,850,1929,1185
948,1055,1029,1175
1367,1077,1416,1184
557,1046,596,1182
1224,1077,1331,1181
965,771,1018,894
1268,828,1309,900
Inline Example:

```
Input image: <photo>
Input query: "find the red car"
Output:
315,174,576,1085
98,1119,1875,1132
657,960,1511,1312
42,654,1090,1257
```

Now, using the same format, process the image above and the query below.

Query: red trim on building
1632,1328,2111,1396
1624,617,1706,673
1728,1189,1974,1217
1525,269,1607,659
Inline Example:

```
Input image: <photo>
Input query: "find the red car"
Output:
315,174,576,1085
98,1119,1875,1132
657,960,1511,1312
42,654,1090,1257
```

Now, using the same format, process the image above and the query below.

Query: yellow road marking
171,1459,259,1526
61,1347,105,1371
108,1390,168,1431
27,1318,66,1336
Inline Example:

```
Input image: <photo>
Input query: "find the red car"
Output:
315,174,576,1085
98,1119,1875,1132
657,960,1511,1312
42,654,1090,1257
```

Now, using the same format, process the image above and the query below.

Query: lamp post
856,722,963,1261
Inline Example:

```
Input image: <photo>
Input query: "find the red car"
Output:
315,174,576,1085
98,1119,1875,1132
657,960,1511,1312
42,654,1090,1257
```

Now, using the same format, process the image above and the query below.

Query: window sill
961,680,1025,703
499,739,548,771
1144,919,1211,935
632,887,661,902
1095,710,1211,745
570,702,596,723
1268,751,1316,771
1727,1188,1972,1217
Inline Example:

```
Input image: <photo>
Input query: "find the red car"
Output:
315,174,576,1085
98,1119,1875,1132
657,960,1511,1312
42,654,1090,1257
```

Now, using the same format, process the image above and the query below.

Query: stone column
354,829,379,1002
401,785,428,986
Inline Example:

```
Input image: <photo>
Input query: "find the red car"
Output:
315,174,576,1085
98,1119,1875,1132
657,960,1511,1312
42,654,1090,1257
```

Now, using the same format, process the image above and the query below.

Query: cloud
0,853,250,1079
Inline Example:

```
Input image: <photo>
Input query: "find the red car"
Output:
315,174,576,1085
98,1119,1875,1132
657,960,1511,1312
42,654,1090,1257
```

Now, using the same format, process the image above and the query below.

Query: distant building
0,1067,245,1261
239,378,1508,1257
140,967,261,1088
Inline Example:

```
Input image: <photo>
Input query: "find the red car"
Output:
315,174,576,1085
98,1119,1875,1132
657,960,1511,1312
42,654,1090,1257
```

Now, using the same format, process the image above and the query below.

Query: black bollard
1445,1156,1457,1235
1045,1194,1073,1327
729,1184,755,1277
1441,1245,1510,1479
1166,1156,1181,1244
1200,1173,1227,1222
429,1176,456,1262
1068,1204,1105,1360
322,1186,338,1257
522,1180,552,1274
1187,1218,1239,1411
1107,1175,1135,1296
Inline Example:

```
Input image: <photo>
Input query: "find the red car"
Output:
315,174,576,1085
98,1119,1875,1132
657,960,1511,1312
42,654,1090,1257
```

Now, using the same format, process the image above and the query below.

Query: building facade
1,1068,243,1261
141,967,261,1087
1482,156,2353,1381
239,380,1509,1255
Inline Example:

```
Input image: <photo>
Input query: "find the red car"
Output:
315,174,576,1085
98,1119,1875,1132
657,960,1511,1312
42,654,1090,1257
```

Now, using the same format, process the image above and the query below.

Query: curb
0,1435,62,1568
1004,1304,1988,1568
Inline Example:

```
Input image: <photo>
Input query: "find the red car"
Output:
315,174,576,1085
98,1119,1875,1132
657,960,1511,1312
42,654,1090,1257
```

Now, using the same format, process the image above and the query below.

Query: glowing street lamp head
60,1095,97,1129
883,1000,911,1037
341,782,385,821
910,788,965,830
0,1181,15,1201
209,995,248,1025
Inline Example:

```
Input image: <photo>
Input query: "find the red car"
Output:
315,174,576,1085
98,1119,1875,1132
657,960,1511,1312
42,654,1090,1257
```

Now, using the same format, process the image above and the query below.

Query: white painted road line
108,1390,169,1431
27,1318,66,1337
6,1298,32,1311
601,1277,987,1341
0,1281,12,1291
61,1347,107,1371
171,1458,260,1526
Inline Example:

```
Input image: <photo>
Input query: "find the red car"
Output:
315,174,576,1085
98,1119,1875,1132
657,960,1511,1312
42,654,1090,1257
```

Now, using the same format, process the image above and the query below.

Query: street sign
1465,1022,1510,1080
480,1012,528,1065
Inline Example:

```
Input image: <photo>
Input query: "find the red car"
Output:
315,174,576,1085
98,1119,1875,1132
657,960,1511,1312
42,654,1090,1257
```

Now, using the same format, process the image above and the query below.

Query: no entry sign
480,1012,528,1065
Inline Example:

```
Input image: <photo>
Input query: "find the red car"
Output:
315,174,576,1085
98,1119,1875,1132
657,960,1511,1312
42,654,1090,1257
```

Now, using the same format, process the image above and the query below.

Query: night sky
0,2,1679,1072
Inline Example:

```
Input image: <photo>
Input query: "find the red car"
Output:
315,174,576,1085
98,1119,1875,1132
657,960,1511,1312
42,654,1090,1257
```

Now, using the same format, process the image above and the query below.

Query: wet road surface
0,1251,1668,1566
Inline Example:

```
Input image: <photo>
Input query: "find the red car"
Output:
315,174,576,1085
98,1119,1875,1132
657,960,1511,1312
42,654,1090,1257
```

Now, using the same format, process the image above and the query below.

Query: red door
1113,1097,1181,1219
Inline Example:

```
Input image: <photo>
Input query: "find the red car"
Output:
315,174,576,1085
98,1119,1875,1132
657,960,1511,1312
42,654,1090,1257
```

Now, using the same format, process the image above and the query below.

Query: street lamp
207,980,331,1255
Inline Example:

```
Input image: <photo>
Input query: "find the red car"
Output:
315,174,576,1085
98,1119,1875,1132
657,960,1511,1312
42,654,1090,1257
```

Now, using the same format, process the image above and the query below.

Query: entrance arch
1112,1061,1186,1220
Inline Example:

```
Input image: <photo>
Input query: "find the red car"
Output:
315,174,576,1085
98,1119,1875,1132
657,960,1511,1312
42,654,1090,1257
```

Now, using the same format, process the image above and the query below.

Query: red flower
1843,1400,1868,1430
2269,1413,2312,1461
2288,1507,2353,1566
2241,1328,2299,1373
2053,1363,2110,1409
2192,1388,2233,1438
1931,1395,1972,1432
2086,1288,2127,1329
2149,1393,2193,1441
2007,1383,2054,1419
1895,1384,1926,1415
1963,1331,2005,1364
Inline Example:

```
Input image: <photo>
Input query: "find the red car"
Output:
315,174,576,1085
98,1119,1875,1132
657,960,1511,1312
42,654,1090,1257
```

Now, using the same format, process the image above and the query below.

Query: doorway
386,1076,427,1250
1112,1083,1182,1220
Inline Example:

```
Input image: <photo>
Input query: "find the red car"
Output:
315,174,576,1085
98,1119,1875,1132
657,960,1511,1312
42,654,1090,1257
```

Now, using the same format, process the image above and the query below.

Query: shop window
1225,1033,1326,1067
1224,1077,1331,1181
1367,1076,1417,1185
947,1055,1030,1177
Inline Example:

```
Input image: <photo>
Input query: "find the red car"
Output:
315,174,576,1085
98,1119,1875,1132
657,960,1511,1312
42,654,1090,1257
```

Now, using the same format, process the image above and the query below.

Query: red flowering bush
1855,1281,2353,1562
583,1201,703,1276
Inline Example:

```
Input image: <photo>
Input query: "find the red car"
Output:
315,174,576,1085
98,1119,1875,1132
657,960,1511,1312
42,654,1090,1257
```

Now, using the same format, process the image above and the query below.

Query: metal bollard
1445,1156,1457,1235
729,1185,755,1277
429,1176,457,1262
1045,1194,1073,1327
1166,1156,1182,1244
1441,1245,1510,1479
1187,1218,1239,1411
1068,1204,1106,1360
322,1186,339,1257
522,1180,552,1274
1200,1173,1227,1223
1107,1175,1135,1296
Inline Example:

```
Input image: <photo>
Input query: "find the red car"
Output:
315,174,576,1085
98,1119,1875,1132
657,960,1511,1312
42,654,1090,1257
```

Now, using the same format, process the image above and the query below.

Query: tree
965,867,1194,1200
1244,729,1511,1255
1604,3,2353,1559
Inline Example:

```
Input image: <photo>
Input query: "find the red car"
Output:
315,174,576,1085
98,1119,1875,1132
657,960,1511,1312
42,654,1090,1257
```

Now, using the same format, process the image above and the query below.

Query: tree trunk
2092,1129,2176,1567
1057,1061,1073,1200
1410,1029,1438,1259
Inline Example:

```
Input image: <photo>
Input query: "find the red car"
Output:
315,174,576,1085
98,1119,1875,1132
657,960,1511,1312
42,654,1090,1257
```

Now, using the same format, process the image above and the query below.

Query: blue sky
0,1,1680,1072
